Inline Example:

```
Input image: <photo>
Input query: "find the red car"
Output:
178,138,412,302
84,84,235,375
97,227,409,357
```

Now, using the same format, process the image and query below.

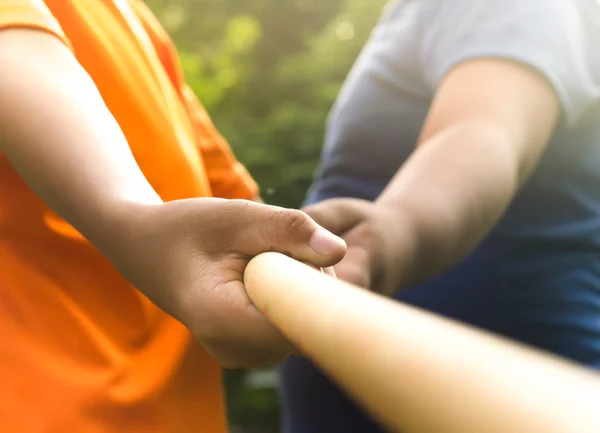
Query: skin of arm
305,59,559,295
0,28,346,368
0,29,162,256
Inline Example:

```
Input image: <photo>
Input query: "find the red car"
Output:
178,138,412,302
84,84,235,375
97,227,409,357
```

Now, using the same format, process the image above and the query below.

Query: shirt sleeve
0,0,70,47
420,0,600,126
180,85,259,200
130,0,259,200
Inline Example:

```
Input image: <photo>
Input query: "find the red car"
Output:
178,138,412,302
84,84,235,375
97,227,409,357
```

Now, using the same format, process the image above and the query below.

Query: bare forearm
0,29,160,254
376,123,521,288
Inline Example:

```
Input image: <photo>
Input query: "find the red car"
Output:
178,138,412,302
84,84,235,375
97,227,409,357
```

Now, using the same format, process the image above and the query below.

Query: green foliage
224,369,281,433
178,14,261,107
147,0,386,208
145,0,387,430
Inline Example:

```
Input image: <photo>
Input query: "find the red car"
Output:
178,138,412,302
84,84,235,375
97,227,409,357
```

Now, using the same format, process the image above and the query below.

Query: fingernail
309,229,346,256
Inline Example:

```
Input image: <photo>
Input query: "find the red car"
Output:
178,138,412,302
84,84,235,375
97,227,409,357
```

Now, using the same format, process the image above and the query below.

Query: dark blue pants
279,355,386,433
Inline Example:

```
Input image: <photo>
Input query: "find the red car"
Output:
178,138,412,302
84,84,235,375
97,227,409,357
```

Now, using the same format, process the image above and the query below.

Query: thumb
232,201,347,268
303,198,367,235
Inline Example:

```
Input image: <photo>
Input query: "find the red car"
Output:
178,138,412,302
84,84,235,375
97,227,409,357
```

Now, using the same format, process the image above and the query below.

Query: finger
198,279,296,369
322,266,337,278
298,262,336,278
303,198,368,235
334,246,372,289
230,201,347,268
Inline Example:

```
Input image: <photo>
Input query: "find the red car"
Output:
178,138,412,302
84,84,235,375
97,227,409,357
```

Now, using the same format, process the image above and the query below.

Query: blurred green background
145,1,387,431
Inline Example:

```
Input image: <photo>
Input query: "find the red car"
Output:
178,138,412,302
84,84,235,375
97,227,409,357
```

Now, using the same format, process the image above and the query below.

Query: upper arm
417,0,598,179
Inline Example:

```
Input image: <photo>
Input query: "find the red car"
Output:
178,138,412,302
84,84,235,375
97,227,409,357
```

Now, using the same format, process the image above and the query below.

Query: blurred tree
145,0,387,431
147,0,386,208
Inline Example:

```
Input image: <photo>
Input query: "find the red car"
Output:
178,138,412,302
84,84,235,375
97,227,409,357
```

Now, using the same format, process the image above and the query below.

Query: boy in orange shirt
0,1,345,432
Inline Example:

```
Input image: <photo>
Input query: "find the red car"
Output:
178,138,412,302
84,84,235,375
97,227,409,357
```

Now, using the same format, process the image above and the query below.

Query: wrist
371,202,422,295
80,196,163,262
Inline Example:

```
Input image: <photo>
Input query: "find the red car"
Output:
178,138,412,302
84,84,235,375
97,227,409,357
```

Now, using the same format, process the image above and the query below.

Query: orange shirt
0,1,258,432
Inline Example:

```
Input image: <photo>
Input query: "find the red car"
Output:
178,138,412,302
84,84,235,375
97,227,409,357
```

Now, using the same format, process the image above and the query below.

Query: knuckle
277,209,312,236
